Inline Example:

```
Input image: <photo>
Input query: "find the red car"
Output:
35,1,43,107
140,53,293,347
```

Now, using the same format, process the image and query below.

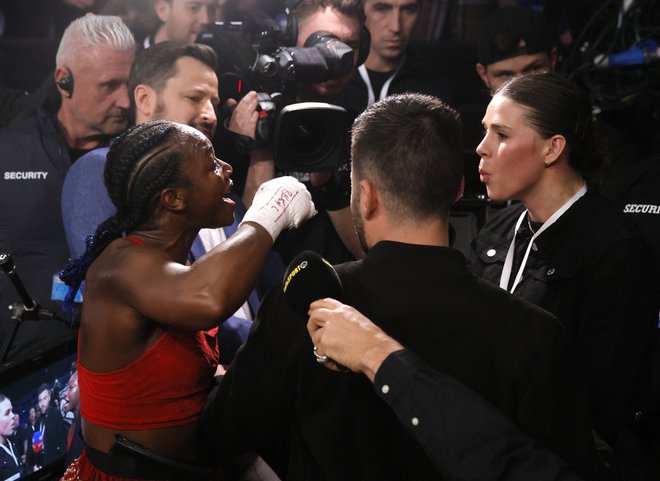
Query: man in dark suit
36,384,67,466
343,0,452,115
202,93,604,481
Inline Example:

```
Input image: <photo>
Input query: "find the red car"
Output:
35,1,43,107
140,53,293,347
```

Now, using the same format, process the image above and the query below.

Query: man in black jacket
343,0,451,115
202,93,605,481
307,298,583,481
0,15,135,361
36,384,66,466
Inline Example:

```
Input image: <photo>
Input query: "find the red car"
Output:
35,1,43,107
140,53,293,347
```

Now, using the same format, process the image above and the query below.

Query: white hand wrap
241,176,316,241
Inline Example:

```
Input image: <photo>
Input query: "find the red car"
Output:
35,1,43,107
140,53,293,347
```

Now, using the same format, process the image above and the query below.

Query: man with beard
63,40,283,363
202,93,605,481
61,41,220,270
65,40,220,215
225,0,365,263
36,384,66,466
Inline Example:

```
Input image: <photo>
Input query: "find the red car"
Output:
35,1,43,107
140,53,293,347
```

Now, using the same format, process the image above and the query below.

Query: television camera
197,10,354,171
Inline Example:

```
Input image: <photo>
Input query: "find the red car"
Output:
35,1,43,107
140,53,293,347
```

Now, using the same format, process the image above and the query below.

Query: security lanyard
499,184,587,293
0,439,18,468
358,59,404,106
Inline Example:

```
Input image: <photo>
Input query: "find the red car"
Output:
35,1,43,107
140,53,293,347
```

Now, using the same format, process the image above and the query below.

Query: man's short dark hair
37,383,49,396
351,93,463,221
292,0,364,24
128,41,218,117
477,6,554,65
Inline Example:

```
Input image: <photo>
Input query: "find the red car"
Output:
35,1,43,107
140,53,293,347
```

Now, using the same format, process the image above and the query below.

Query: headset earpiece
57,68,74,98
58,77,73,97
357,26,371,66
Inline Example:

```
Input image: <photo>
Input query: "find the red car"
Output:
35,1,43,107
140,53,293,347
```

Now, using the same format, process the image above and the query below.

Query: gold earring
543,161,551,168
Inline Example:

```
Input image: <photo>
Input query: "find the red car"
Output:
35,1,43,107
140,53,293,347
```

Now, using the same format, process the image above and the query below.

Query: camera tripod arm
0,252,37,311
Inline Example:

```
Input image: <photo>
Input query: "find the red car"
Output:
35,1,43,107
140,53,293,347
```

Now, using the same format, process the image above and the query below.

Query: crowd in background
0,0,658,480
1,359,78,479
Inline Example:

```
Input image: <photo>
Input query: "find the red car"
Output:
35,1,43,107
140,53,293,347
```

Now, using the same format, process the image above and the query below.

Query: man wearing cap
457,5,557,197
475,5,556,92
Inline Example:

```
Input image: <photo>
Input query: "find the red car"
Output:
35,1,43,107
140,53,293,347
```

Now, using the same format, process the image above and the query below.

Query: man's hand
227,91,259,139
307,298,403,381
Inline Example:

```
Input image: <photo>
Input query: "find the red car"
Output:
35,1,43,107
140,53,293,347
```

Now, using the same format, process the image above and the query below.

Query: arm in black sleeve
202,288,306,461
374,349,584,481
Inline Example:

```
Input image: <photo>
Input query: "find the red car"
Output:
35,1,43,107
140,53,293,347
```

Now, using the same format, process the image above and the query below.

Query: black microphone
0,252,37,311
282,250,342,316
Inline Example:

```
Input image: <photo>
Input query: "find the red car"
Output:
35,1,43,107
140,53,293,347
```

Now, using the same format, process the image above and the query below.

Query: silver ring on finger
313,346,328,364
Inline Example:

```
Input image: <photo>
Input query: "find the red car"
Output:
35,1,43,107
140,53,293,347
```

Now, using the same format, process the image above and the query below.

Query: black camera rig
198,10,354,171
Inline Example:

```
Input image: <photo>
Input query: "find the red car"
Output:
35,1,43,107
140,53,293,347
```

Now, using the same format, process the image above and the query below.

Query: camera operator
223,0,365,264
142,0,215,49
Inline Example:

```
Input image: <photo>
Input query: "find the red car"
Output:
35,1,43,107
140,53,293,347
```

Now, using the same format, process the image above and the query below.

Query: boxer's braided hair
60,120,195,303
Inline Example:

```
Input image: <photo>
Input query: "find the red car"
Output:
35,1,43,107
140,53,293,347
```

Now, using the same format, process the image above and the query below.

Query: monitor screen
0,338,78,481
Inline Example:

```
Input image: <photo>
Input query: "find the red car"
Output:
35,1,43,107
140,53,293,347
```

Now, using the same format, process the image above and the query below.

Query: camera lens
288,122,326,155
274,102,350,172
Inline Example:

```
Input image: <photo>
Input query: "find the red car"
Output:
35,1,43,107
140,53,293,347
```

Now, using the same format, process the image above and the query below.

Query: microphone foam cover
282,250,342,316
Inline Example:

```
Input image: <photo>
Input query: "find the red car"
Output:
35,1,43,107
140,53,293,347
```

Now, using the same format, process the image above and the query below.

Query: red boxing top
79,327,219,430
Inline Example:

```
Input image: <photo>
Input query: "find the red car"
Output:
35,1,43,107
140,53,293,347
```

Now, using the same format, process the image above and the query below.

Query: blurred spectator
475,6,556,92
344,0,452,115
208,0,228,22
23,406,43,472
99,0,152,45
0,394,20,481
36,384,67,466
142,0,214,49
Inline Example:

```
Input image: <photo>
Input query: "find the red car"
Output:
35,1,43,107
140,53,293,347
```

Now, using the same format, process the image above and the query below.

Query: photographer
218,0,365,264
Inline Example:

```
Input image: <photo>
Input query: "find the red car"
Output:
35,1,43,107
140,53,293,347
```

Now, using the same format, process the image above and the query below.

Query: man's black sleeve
374,349,584,481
